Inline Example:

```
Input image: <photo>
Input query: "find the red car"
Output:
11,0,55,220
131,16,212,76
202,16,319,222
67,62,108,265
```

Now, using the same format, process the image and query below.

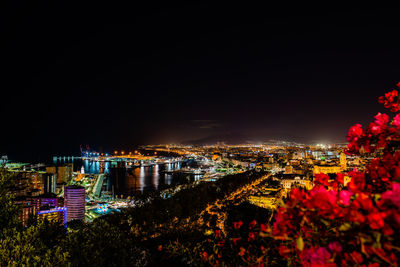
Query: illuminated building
37,207,67,227
16,195,59,226
29,194,59,212
340,152,347,169
46,164,73,183
14,199,36,226
20,205,35,225
64,185,85,222
278,173,313,192
43,173,57,194
313,152,347,175
9,170,46,197
281,177,313,190
284,164,293,174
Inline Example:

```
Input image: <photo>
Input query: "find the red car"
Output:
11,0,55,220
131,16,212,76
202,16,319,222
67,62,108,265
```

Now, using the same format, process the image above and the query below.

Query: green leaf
339,223,351,231
296,236,304,251
320,219,330,226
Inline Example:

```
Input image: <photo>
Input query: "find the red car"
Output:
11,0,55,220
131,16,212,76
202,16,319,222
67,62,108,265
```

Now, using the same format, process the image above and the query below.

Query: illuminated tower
43,174,57,194
64,185,85,222
340,152,347,170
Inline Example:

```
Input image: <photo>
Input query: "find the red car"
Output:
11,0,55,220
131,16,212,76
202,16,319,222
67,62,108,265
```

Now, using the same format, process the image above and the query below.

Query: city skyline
2,3,400,161
2,3,400,265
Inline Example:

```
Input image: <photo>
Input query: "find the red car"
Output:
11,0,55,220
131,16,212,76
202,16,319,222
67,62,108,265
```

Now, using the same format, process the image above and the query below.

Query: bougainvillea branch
273,82,400,266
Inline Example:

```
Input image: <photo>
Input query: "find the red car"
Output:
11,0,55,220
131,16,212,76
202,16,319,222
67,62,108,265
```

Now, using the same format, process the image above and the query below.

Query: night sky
2,2,400,161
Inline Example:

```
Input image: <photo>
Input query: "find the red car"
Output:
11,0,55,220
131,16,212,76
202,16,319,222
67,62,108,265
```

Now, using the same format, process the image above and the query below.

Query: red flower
202,251,208,261
348,209,365,223
383,224,394,235
248,232,256,241
336,173,345,185
350,251,363,264
314,173,330,186
346,142,360,155
278,245,291,258
369,122,383,135
238,247,246,256
157,245,162,251
232,237,240,245
215,229,221,238
249,220,257,229
374,112,389,126
355,193,373,211
271,83,400,266
367,210,386,229
378,89,400,112
348,171,365,193
347,124,363,142
260,223,269,233
234,221,243,229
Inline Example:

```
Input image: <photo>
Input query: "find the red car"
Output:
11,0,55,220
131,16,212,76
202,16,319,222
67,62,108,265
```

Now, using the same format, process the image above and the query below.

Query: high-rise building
46,164,73,184
43,173,57,194
64,185,85,222
57,164,73,183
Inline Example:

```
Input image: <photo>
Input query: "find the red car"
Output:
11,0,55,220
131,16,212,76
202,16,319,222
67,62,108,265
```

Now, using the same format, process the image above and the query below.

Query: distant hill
181,133,252,145
181,133,344,146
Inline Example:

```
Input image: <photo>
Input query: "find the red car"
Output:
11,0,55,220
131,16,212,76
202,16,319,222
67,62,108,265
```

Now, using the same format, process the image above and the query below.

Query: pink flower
369,122,382,135
374,112,389,126
393,114,400,127
303,247,331,265
347,124,363,142
328,242,342,254
338,190,353,206
382,183,400,208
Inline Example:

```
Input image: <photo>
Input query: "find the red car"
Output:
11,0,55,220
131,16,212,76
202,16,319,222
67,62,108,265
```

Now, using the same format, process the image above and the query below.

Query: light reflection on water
111,162,190,195
54,158,200,196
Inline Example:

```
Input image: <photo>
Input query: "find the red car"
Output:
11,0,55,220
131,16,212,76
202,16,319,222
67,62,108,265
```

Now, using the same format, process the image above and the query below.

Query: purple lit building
37,207,67,227
29,194,59,212
64,185,85,222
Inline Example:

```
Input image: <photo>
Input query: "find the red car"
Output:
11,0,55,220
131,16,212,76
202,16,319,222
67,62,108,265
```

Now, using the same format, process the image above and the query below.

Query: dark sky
2,2,400,161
